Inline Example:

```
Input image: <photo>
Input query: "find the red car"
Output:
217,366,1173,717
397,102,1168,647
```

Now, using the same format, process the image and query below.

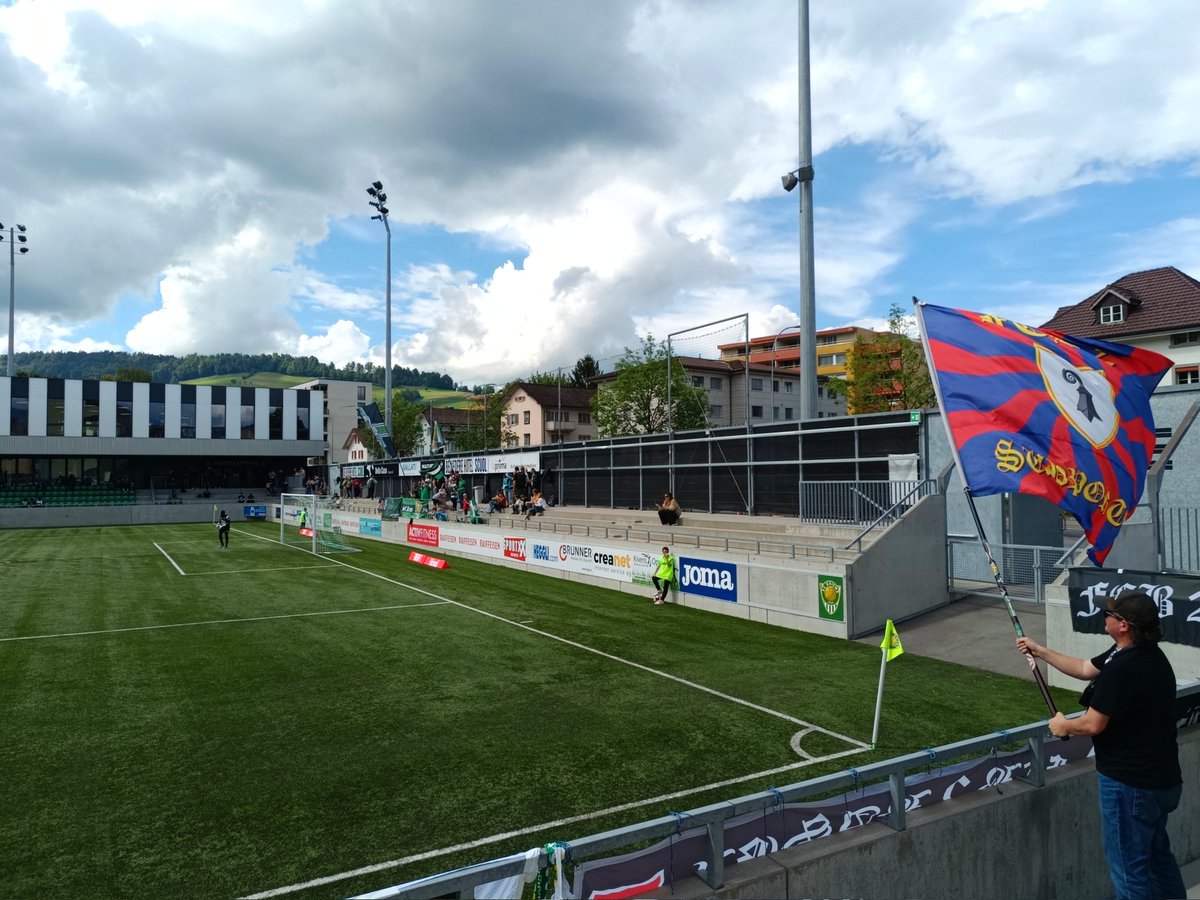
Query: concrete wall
668,728,1200,900
847,491,949,638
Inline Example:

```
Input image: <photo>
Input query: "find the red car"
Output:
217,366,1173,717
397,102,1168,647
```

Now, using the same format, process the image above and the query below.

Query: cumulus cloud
0,0,1196,383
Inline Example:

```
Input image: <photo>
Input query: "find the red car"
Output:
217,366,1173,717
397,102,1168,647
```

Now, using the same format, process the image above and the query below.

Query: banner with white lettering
1068,568,1200,648
574,739,1095,899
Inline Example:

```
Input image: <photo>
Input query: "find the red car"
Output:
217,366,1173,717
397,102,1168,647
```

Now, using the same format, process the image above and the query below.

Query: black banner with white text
1068,568,1200,648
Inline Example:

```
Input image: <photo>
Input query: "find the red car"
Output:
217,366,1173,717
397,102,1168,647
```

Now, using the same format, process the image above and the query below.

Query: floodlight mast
366,182,392,441
780,0,817,421
1,222,30,377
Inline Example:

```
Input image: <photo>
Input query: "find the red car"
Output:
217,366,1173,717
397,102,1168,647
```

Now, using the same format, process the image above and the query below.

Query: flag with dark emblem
916,301,1173,565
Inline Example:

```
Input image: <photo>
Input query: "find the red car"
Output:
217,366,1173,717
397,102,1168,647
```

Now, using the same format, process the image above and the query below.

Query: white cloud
0,0,1197,386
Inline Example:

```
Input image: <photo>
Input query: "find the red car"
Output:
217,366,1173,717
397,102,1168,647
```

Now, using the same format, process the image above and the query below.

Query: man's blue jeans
1097,772,1185,899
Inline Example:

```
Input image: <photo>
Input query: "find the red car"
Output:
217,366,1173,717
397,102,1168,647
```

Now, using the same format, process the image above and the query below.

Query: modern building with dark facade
0,376,327,493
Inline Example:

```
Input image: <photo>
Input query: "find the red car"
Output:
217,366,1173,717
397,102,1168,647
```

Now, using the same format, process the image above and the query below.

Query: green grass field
182,373,475,408
0,523,1074,899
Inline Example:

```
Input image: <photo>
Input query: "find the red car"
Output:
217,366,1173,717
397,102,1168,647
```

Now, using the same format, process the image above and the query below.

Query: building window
751,378,764,391
772,380,780,393
1099,304,1124,324
523,410,531,425
750,405,764,418
785,381,793,393
523,433,531,446
784,408,794,420
1171,331,1200,347
578,412,591,424
818,353,846,367
115,400,133,438
818,334,841,345
507,413,519,426
709,377,721,389
211,403,225,439
710,404,722,418
691,375,704,387
241,403,255,439
295,406,310,441
772,406,780,421
1176,366,1199,385
357,386,368,402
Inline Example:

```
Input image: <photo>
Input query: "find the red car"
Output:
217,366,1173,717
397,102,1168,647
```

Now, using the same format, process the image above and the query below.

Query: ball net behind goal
278,493,359,554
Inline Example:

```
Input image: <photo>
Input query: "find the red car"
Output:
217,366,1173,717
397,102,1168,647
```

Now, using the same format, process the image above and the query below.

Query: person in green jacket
652,546,676,604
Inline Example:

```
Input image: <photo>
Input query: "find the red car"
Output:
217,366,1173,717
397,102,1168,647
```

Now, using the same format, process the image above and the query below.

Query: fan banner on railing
1068,568,1200,648
915,301,1172,566
356,402,397,459
573,739,1094,899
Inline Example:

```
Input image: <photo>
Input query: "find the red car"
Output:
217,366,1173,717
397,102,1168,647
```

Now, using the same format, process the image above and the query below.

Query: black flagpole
962,485,1059,718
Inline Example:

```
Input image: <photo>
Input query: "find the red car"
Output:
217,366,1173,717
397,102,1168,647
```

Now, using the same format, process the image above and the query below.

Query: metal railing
948,536,1069,604
1162,507,1200,572
350,718,1069,899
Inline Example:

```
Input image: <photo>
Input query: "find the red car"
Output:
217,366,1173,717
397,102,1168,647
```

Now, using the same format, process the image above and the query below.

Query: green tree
571,354,600,387
101,366,154,383
592,336,710,437
829,303,935,413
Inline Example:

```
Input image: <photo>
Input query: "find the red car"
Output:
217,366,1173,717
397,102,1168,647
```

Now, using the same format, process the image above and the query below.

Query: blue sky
1,0,1198,385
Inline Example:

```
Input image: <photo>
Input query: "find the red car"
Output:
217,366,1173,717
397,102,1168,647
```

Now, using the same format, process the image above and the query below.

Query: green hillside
183,373,476,408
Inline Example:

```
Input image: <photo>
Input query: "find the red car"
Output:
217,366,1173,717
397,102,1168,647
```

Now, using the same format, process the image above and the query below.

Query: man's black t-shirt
1087,643,1181,790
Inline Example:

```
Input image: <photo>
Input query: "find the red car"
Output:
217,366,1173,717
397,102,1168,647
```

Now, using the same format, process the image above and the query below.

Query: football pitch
0,522,1071,898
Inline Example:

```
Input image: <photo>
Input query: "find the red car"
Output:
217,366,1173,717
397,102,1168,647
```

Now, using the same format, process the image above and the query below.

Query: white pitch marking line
187,564,342,576
0,602,449,643
254,533,867,751
241,745,869,899
153,542,186,576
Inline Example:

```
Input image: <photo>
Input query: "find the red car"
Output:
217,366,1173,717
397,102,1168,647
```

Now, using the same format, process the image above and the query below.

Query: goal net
278,493,359,554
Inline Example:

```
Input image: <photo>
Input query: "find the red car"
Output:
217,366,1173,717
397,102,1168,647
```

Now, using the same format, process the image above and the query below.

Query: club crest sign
818,574,844,621
1035,345,1118,449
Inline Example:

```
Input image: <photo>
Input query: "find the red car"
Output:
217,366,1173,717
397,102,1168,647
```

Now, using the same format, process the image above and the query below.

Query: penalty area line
240,744,869,899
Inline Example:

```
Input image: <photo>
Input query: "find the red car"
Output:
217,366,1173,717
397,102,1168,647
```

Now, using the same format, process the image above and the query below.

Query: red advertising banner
406,522,440,548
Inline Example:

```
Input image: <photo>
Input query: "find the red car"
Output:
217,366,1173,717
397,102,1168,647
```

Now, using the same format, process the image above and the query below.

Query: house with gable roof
1040,266,1200,385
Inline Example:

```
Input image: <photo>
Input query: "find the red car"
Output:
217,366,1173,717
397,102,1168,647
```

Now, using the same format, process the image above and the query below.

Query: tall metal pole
3,223,29,378
797,0,817,420
384,216,392,441
366,181,392,450
6,228,13,377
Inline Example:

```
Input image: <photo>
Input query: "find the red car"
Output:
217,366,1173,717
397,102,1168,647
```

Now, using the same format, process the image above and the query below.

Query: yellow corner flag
880,619,904,661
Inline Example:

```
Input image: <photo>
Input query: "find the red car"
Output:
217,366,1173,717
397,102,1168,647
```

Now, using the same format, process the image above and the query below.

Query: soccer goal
278,493,359,554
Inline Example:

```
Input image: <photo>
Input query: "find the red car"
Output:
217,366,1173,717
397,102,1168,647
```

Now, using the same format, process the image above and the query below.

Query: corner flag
880,619,904,661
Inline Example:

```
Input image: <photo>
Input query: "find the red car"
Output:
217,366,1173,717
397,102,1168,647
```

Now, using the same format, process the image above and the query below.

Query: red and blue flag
916,301,1172,565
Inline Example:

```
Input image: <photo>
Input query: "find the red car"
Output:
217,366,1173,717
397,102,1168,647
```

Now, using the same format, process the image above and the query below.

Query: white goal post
278,493,357,554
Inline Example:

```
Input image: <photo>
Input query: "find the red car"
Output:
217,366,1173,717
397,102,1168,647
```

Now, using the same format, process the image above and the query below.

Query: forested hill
6,350,460,390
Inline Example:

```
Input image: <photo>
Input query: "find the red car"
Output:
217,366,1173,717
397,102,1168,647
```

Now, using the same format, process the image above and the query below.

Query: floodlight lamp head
19,247,28,254
781,172,799,192
378,206,389,216
372,180,383,191
16,224,26,232
376,192,387,203
17,235,26,243
366,187,377,197
371,214,382,221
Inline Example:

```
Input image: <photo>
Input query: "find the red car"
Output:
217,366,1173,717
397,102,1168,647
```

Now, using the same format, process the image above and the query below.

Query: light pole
365,181,392,441
782,0,817,420
1,222,29,377
770,323,803,420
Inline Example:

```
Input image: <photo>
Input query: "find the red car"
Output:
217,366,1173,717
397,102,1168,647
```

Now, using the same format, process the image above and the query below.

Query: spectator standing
651,546,675,604
502,471,514,506
1017,592,1184,899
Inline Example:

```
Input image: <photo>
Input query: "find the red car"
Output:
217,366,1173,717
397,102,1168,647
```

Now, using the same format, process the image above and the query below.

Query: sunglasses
1103,609,1128,623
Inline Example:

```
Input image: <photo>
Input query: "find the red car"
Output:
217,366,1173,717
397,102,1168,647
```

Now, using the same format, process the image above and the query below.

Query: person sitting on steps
656,491,682,526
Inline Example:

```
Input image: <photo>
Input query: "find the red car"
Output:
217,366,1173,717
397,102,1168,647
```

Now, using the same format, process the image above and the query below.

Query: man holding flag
915,299,1173,719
